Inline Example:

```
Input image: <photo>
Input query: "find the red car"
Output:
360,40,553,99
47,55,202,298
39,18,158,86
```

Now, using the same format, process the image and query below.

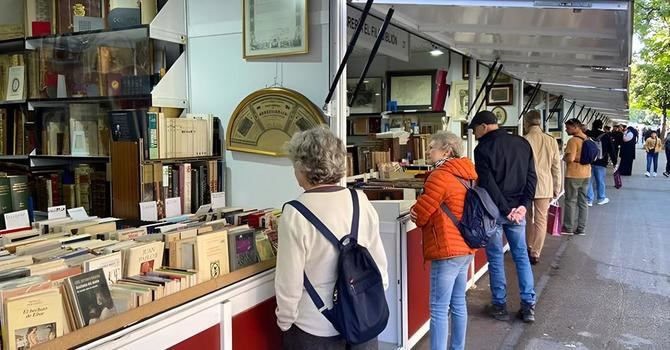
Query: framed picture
486,84,514,106
491,106,508,125
462,57,480,80
243,0,308,59
448,80,482,120
546,108,562,131
387,70,436,111
347,78,384,114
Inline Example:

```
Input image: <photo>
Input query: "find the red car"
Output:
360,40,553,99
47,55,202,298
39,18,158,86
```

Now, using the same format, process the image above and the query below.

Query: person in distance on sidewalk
644,131,662,177
562,119,591,236
585,120,616,206
523,111,561,265
469,111,537,323
664,131,670,177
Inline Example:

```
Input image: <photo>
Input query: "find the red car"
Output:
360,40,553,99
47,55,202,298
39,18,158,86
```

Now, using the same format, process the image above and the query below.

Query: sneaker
663,172,669,178
645,172,650,177
486,303,510,321
518,304,536,323
561,230,574,236
653,172,657,177
587,202,593,207
597,198,610,205
575,231,586,236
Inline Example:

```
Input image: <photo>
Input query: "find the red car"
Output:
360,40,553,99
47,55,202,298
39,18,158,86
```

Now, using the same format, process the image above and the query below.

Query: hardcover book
63,268,116,329
2,289,64,350
83,252,122,284
123,241,164,277
8,175,29,212
227,229,259,271
194,230,229,283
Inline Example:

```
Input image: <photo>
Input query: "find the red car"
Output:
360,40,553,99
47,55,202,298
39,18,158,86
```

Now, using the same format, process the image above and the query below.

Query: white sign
195,204,212,216
47,205,67,220
211,192,226,209
347,7,410,62
4,210,30,230
139,201,159,222
6,66,25,101
165,197,182,218
67,207,89,220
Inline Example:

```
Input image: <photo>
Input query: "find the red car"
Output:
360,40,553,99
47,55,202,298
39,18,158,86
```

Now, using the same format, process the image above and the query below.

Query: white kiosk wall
188,0,332,208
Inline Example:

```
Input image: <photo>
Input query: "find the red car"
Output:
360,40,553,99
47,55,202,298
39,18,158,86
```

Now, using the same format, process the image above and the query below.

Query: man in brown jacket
523,111,561,264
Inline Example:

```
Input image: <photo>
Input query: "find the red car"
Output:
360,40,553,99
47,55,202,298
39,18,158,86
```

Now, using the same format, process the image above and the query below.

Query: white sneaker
587,202,593,207
653,172,657,177
597,198,610,205
645,172,651,177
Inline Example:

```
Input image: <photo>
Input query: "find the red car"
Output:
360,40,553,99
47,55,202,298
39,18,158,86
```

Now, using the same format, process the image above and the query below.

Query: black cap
467,110,498,129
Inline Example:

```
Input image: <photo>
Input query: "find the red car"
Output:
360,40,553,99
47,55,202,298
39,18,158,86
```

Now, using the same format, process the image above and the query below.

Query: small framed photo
486,84,514,106
491,106,508,125
387,70,436,111
347,78,384,114
243,0,308,59
462,57,480,80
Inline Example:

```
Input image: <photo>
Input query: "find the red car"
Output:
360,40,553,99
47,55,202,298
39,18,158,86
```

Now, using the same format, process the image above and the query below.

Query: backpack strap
284,200,340,247
440,175,470,227
349,189,360,241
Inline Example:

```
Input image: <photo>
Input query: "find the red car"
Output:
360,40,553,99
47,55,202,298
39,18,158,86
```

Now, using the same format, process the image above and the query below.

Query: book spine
9,176,29,212
183,163,191,214
191,168,198,214
148,112,158,160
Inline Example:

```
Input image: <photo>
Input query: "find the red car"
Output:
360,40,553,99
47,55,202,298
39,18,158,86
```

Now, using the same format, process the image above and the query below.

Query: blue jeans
430,255,473,350
485,216,536,306
587,165,607,203
646,152,659,173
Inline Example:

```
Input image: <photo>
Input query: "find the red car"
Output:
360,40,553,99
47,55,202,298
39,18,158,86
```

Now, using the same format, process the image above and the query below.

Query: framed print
486,84,513,106
387,70,436,111
448,80,482,120
491,106,508,125
546,108,562,131
462,57,480,80
347,78,384,114
243,0,308,59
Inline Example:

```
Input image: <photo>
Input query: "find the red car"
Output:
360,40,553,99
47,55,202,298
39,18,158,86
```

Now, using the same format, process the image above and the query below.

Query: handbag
546,193,563,236
613,167,623,189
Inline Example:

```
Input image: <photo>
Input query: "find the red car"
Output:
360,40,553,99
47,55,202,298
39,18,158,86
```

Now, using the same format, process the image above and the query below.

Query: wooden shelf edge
33,258,277,350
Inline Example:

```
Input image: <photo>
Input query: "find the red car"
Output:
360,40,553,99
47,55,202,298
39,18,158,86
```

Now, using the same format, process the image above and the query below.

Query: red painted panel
232,297,282,350
169,325,220,350
406,227,431,338
474,248,488,272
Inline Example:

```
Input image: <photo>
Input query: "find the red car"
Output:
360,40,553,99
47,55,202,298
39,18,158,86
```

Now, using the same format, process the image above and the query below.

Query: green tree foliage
632,0,670,134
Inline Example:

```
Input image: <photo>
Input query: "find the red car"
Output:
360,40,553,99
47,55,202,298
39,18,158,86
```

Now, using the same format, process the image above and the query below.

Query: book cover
108,110,141,141
63,269,116,329
227,229,259,271
147,112,158,159
195,230,229,283
8,175,29,212
83,252,122,284
2,289,64,350
0,176,11,227
123,241,164,277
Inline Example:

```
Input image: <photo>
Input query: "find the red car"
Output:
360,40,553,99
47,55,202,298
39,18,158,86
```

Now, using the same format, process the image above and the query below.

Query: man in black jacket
585,120,617,206
469,111,538,323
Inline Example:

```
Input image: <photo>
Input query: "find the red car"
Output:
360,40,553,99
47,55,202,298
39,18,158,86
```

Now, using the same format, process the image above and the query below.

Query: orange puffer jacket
414,157,478,260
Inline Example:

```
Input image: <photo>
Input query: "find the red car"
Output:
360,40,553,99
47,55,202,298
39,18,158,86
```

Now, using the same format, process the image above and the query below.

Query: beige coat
644,137,663,153
524,126,562,198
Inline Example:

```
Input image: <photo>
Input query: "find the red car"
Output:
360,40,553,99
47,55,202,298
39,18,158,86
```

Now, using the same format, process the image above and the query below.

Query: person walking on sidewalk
585,120,617,206
469,111,538,323
644,131,663,177
562,119,591,236
618,125,638,176
523,111,561,265
664,132,670,177
410,131,477,350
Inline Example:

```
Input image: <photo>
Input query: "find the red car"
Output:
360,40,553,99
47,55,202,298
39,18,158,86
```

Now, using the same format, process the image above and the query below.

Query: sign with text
347,7,410,62
165,197,182,218
195,204,212,216
139,201,159,222
211,192,226,209
47,205,67,220
4,210,30,230
67,207,89,220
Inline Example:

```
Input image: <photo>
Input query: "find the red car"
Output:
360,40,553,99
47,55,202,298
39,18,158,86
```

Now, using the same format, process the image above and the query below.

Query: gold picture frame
242,0,309,59
226,88,326,157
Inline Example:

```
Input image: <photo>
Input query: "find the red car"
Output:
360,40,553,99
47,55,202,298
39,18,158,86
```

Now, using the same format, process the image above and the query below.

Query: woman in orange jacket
410,131,477,350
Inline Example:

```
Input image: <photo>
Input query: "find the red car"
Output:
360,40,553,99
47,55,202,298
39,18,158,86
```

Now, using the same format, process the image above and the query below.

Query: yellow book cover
123,241,165,277
2,289,64,350
195,230,229,284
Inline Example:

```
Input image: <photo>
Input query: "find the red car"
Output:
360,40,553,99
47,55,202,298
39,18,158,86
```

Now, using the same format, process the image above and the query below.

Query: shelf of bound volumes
0,206,282,350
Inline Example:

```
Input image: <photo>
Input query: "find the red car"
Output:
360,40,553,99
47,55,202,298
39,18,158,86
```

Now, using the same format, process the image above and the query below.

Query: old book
147,111,159,159
8,175,29,212
97,46,133,96
74,165,93,212
57,0,102,34
153,163,164,219
63,269,116,329
25,0,54,36
194,230,229,283
83,252,122,284
179,163,191,214
0,176,11,227
69,104,100,156
123,241,164,277
107,227,147,241
2,289,64,350
141,164,153,204
227,229,259,272
43,108,69,155
0,109,6,155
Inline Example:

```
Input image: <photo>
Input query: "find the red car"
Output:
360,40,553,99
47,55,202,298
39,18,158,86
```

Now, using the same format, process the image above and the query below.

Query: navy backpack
440,177,500,248
577,136,600,165
284,189,389,345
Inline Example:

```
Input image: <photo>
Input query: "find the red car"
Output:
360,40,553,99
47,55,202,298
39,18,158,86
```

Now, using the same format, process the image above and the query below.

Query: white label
165,197,182,218
67,207,89,220
139,201,159,222
211,192,226,209
47,205,67,220
195,204,212,216
4,210,30,230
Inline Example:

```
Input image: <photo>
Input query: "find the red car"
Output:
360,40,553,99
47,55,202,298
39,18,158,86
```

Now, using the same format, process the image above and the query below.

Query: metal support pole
467,57,477,160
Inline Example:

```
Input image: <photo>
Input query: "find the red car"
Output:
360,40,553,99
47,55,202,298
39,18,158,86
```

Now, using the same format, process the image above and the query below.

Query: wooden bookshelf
32,258,277,350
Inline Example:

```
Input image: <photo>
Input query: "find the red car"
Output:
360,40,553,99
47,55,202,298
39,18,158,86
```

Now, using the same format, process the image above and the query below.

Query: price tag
211,192,226,209
195,204,212,216
165,197,182,218
47,205,67,220
67,207,89,220
4,210,30,230
139,201,159,222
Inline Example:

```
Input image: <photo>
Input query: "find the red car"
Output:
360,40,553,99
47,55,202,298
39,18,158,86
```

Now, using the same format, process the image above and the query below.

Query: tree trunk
663,108,668,137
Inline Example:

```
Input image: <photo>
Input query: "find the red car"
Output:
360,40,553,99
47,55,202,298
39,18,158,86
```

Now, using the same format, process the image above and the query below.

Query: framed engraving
347,78,383,114
387,70,436,111
486,84,514,106
243,0,308,58
462,57,480,80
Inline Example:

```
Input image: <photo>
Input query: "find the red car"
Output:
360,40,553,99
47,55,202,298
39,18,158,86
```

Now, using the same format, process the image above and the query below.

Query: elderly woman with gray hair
275,127,388,350
410,131,477,350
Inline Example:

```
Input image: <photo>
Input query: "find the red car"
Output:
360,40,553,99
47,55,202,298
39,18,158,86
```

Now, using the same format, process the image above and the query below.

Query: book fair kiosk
0,0,632,349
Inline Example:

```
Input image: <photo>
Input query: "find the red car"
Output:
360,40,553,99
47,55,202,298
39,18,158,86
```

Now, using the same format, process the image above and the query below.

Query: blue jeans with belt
485,216,536,307
430,255,473,350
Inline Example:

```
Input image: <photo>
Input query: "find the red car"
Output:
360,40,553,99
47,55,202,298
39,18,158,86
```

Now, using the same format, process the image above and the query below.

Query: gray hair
524,110,542,126
286,127,346,185
430,131,463,158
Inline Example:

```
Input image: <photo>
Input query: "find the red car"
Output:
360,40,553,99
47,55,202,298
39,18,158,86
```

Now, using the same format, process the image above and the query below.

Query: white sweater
275,187,389,337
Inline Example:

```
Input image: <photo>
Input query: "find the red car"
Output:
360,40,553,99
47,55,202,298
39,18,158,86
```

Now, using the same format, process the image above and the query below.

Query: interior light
430,49,444,56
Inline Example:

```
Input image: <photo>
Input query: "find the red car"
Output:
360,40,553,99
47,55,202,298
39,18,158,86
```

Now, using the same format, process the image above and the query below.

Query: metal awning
352,0,633,119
